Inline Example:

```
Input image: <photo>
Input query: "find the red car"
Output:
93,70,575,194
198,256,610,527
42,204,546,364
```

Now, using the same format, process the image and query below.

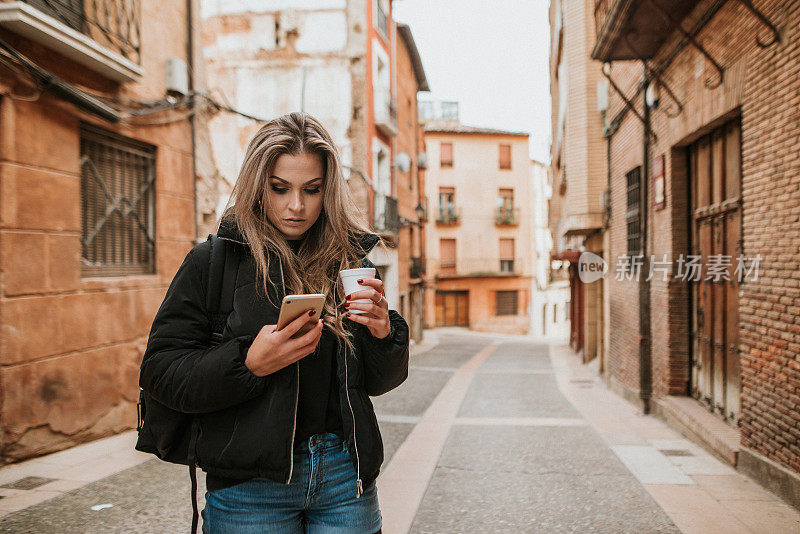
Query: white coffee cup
339,267,376,314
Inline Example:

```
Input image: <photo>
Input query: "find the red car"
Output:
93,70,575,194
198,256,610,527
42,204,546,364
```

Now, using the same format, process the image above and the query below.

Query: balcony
436,206,461,225
0,0,143,81
495,207,520,226
375,94,398,137
373,193,400,234
410,257,425,279
592,0,698,62
435,257,530,279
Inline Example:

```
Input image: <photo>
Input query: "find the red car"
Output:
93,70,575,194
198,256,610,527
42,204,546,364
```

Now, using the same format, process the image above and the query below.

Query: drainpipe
187,0,198,242
639,65,653,413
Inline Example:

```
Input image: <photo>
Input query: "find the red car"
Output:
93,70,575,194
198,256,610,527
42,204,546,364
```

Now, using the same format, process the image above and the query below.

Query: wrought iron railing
435,257,530,277
436,206,461,224
496,207,520,225
373,193,400,233
410,257,425,279
23,0,141,63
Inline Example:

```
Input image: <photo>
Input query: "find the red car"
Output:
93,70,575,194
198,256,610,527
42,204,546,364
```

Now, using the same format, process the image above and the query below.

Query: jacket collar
216,210,381,255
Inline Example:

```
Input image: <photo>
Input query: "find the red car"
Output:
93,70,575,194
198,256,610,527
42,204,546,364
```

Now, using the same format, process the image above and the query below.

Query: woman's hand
344,278,391,340
245,310,323,377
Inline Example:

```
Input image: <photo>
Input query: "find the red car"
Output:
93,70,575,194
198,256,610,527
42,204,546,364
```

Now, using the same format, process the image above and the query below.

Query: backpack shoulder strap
206,234,239,345
189,234,239,533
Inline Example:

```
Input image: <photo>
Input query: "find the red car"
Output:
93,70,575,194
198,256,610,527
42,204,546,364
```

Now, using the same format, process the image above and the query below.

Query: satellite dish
395,152,411,172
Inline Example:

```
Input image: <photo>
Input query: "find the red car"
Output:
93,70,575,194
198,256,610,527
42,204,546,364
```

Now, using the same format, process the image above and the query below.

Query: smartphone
276,293,326,339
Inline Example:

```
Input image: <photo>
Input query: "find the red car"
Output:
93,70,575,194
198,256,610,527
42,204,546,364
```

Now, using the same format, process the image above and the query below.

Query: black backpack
135,233,239,533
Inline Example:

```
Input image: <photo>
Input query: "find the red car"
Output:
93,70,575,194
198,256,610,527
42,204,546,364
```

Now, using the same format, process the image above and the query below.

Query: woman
139,111,410,533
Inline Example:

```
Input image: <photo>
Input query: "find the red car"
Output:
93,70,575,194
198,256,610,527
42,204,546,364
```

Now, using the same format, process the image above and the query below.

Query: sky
392,0,552,163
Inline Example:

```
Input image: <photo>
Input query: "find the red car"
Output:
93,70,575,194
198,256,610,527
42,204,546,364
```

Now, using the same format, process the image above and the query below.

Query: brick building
0,0,197,461
548,0,609,364
590,0,800,507
394,23,428,343
422,118,535,334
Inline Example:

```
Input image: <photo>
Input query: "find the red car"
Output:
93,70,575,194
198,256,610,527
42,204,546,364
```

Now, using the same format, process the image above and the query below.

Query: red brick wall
603,0,800,474
736,0,800,473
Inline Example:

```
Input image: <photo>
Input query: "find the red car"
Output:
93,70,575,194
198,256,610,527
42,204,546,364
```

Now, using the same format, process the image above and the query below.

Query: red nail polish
308,310,314,316
344,302,350,307
357,279,363,284
346,313,351,318
345,294,351,300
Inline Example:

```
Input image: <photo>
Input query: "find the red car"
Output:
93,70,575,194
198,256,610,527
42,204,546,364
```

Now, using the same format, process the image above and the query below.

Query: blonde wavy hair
223,111,392,354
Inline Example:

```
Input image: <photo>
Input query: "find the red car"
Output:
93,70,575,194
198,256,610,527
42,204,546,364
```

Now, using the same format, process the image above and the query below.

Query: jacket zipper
342,341,363,497
277,256,300,485
218,234,359,495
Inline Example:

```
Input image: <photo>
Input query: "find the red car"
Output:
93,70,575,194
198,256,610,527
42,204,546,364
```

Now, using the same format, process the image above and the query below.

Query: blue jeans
201,433,382,534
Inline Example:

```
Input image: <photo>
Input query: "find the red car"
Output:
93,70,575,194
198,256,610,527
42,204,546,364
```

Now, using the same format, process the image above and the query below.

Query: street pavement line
376,414,422,425
453,417,587,426
376,343,498,534
476,368,555,374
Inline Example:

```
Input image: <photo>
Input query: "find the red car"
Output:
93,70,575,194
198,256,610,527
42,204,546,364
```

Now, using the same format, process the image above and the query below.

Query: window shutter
496,290,518,315
499,238,514,260
440,142,453,167
499,144,511,169
440,238,456,273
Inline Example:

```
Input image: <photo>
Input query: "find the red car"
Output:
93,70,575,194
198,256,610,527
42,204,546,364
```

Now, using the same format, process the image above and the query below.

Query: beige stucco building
422,120,535,334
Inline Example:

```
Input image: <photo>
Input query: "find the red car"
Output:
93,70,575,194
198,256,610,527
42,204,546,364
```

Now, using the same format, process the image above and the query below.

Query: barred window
80,123,156,277
626,166,641,257
496,290,518,316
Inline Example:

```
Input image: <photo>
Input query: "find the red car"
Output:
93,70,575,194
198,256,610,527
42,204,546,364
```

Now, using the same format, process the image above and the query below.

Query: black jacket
139,215,410,496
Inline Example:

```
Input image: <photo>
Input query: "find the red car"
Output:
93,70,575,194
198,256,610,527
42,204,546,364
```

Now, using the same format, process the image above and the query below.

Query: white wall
202,2,354,217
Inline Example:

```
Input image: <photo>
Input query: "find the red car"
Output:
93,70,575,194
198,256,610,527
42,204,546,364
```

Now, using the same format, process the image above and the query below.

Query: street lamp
414,202,425,225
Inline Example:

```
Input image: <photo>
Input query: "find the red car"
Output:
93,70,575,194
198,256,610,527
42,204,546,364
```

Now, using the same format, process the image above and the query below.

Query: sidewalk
549,342,800,534
0,431,148,518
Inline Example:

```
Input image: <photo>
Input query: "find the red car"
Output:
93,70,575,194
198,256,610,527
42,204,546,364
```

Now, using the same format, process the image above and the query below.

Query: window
440,142,453,168
496,290,518,316
626,167,642,257
374,0,389,39
440,238,456,275
441,101,459,120
497,188,515,224
498,188,514,210
499,238,514,272
499,144,511,170
438,186,457,223
80,123,156,276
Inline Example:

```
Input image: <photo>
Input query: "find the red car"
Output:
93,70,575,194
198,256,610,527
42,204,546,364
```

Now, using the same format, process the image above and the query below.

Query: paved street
0,329,798,533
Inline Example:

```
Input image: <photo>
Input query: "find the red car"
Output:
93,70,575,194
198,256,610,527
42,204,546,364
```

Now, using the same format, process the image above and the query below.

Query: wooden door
435,291,469,327
689,119,742,427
